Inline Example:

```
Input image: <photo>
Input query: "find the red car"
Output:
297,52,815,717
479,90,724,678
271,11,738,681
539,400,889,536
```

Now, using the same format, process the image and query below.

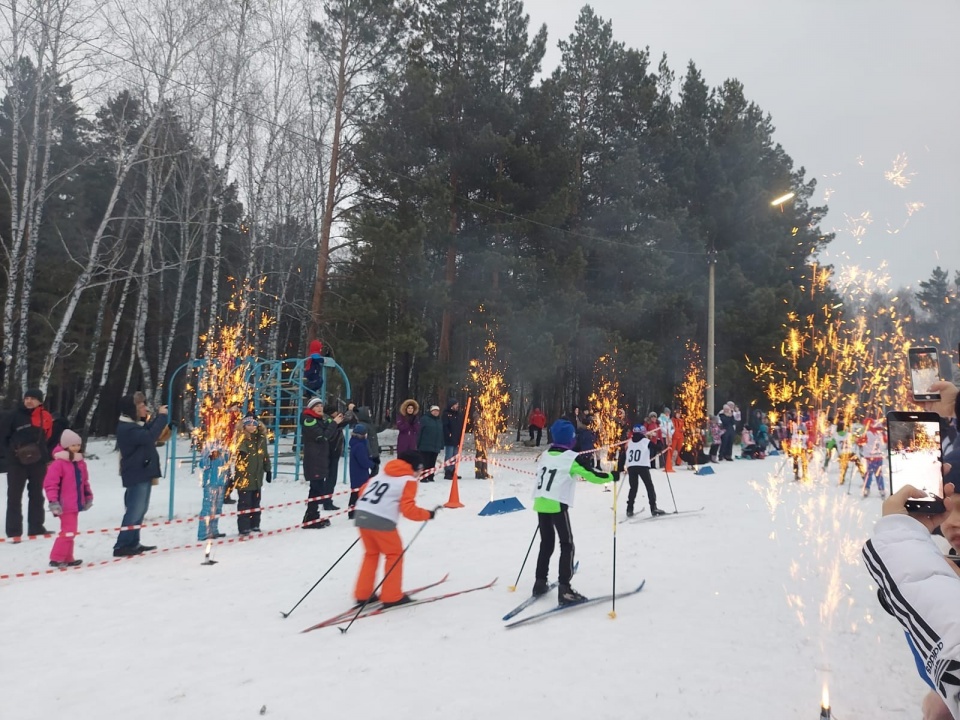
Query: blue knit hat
550,419,576,448
353,423,367,436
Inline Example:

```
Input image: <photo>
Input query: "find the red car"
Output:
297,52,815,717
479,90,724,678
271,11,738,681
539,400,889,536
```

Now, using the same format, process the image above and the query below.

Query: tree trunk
308,23,350,343
83,267,136,440
437,175,459,367
38,107,163,394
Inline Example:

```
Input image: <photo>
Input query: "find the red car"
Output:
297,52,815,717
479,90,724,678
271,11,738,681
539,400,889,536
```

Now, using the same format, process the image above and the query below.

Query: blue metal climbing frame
164,355,351,520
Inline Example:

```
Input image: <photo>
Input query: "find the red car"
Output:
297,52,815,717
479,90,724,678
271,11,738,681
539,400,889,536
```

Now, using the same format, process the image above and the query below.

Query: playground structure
164,356,351,520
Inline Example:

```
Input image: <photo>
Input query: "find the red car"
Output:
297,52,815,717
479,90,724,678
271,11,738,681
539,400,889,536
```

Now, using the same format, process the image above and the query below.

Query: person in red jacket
528,407,547,447
2,388,55,540
353,451,437,607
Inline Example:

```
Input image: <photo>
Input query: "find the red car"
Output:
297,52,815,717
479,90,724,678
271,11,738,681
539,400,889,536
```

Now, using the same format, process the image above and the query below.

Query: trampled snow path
0,440,933,719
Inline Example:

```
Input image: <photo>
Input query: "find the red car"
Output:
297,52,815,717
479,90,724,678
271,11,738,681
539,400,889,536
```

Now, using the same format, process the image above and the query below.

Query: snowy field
0,438,935,719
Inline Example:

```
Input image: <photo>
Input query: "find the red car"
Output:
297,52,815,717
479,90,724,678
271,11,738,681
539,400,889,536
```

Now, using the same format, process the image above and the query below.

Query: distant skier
532,420,613,606
624,425,664,517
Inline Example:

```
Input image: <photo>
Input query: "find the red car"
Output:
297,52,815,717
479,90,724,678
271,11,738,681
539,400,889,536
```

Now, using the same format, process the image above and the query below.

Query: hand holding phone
909,346,943,402
918,380,959,420
882,484,949,532
887,411,944,514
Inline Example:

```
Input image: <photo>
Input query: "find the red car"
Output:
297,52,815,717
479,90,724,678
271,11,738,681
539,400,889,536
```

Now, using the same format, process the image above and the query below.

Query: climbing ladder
164,355,351,520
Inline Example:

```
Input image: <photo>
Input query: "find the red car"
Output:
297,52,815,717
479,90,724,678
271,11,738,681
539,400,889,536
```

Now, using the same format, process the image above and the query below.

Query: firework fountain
587,352,623,470
189,290,272,560
747,263,912,714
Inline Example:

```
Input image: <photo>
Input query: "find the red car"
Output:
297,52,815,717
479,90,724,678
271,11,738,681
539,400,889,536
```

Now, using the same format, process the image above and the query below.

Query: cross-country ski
505,581,647,629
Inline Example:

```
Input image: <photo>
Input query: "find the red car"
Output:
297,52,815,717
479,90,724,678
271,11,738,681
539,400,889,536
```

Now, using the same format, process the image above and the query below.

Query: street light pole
706,246,717,419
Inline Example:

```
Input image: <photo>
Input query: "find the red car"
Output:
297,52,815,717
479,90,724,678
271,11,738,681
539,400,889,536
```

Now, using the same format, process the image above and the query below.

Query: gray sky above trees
525,0,960,291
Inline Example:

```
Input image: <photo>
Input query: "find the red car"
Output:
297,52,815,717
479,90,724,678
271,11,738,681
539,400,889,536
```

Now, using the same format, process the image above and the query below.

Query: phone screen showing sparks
887,417,943,500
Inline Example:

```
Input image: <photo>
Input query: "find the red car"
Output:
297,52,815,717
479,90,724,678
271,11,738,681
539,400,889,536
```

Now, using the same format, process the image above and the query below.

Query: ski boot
650,506,667,517
626,504,635,518
558,585,588,607
382,595,413,608
532,579,549,597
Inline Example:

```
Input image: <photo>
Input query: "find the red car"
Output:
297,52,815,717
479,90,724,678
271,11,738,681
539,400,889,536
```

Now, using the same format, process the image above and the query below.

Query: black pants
627,466,656,511
237,490,261,533
323,458,341,508
535,506,575,586
6,461,47,537
420,451,439,476
528,425,542,446
304,475,329,521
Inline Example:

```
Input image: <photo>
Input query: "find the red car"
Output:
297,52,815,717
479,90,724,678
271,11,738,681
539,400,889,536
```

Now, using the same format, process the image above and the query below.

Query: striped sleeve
862,515,960,715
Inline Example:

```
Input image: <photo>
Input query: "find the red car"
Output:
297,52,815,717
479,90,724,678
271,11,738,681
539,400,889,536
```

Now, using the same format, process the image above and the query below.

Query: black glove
265,469,272,483
428,510,436,520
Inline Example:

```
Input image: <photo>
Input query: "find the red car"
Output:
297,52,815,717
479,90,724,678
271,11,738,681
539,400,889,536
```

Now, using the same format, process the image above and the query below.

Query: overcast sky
523,0,960,292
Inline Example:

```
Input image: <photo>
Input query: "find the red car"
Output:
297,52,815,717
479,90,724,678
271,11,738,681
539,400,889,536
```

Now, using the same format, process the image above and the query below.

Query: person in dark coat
326,411,348,506
396,399,420,455
2,388,55,539
356,406,381,474
416,404,444,479
300,397,344,528
113,394,168,556
441,400,464,479
348,424,374,518
302,339,325,400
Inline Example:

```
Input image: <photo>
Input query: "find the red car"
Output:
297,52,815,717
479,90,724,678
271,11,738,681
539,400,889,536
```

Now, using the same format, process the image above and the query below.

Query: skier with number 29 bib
353,451,437,608
532,420,613,606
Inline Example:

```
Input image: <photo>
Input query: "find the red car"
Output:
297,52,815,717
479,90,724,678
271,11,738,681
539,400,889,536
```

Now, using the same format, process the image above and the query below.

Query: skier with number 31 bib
532,420,613,606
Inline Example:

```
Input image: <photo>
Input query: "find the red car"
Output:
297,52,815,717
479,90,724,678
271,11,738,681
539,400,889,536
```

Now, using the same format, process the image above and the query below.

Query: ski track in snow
0,440,931,719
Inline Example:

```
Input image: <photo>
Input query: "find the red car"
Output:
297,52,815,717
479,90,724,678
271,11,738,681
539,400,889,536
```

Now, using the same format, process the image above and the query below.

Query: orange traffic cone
444,396,470,509
444,467,464,509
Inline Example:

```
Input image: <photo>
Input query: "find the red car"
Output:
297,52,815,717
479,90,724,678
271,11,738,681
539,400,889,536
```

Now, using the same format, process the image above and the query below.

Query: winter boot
532,579,549,597
558,585,588,607
650,505,666,517
323,502,340,511
626,504,634,518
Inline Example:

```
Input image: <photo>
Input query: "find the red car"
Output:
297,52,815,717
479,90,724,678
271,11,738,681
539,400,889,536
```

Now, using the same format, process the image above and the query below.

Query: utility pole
706,247,718,418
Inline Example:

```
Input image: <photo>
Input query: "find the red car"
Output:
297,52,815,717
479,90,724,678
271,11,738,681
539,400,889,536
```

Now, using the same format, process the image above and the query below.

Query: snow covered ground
0,439,935,719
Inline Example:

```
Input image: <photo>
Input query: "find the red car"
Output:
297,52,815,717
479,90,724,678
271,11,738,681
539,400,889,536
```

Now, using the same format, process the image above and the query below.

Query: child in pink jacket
43,429,93,568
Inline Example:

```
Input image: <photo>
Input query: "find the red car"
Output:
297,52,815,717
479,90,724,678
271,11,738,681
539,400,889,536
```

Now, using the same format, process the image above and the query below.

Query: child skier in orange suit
353,451,437,607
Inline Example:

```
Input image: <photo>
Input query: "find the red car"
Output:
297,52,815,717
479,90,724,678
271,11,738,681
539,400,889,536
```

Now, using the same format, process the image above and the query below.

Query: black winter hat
118,394,138,419
397,451,423,471
24,388,44,403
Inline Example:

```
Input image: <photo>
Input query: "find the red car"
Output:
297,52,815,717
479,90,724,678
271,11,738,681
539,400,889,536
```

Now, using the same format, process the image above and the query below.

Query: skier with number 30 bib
532,420,613,606
353,451,437,608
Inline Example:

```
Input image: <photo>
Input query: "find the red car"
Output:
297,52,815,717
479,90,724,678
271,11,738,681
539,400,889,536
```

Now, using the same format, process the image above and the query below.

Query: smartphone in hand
908,346,942,402
887,411,944,514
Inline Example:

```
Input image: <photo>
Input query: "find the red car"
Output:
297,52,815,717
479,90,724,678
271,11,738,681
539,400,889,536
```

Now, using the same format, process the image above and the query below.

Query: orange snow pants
355,527,405,603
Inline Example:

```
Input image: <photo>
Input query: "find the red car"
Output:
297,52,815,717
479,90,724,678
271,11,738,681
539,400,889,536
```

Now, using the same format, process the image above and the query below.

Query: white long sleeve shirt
863,515,960,717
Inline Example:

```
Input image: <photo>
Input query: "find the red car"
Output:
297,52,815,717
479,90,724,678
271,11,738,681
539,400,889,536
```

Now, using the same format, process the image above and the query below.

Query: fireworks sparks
468,335,511,471
192,289,273,466
884,153,916,188
586,352,622,466
905,201,925,217
749,263,910,428
843,211,873,244
675,342,706,455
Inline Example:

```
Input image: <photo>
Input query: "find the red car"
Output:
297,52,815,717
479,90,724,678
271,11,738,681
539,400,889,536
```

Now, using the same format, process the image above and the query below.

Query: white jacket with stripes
863,514,960,717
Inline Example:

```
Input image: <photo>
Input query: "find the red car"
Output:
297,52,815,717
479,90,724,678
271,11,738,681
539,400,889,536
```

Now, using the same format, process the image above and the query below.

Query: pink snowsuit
43,446,93,563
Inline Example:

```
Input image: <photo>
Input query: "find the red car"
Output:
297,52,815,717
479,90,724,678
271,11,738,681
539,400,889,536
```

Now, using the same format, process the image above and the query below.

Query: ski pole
339,510,438,634
609,467,618,619
281,537,360,618
508,525,539,592
662,459,679,513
